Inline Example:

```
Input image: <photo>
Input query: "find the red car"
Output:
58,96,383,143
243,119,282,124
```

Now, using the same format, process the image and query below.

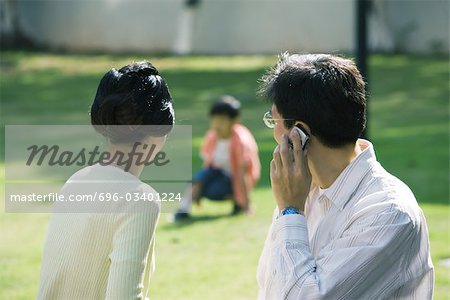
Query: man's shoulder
350,166,423,224
368,165,416,203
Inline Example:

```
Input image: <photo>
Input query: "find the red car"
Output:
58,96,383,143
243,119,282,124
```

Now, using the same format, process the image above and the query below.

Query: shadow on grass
161,213,234,230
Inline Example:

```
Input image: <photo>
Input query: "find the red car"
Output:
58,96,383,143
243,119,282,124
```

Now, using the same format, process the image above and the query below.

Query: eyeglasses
263,111,292,129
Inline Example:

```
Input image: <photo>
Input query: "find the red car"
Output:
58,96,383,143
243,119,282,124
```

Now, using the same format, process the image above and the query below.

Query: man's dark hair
259,53,366,148
209,95,241,119
90,61,174,143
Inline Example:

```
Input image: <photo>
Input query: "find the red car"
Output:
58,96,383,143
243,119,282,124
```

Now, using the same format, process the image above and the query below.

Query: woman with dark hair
37,61,174,300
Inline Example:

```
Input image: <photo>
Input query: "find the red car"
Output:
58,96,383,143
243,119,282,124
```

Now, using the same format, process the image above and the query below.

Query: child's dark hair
209,95,241,119
90,61,174,143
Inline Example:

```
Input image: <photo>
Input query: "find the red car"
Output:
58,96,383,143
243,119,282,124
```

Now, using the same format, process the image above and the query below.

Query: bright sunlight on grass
0,52,448,299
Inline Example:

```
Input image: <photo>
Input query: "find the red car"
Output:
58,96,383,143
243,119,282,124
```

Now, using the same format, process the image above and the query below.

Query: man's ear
295,121,311,136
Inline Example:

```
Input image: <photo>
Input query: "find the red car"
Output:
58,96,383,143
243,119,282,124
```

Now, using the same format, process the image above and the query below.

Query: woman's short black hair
209,95,241,119
259,53,366,148
90,61,174,143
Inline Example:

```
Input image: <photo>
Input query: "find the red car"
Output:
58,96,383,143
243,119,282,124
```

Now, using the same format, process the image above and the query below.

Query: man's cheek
274,129,282,144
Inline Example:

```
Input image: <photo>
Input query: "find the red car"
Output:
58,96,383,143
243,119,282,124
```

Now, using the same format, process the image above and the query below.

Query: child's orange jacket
200,124,260,208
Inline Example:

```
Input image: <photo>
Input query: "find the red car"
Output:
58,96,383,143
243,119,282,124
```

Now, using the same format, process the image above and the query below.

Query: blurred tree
185,0,201,8
356,0,370,139
173,0,202,54
0,0,34,49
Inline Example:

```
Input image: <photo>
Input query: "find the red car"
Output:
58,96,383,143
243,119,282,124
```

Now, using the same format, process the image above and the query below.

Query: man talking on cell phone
257,53,434,300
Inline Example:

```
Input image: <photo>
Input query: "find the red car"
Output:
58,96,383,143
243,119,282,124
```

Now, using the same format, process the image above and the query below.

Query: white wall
383,0,449,53
17,0,184,53
191,0,355,54
12,0,449,54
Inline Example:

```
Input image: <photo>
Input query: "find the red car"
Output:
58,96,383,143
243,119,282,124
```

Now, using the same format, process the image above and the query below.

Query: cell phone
288,125,309,151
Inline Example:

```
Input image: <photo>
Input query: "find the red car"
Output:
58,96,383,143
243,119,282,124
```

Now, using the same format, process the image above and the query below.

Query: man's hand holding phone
270,127,312,212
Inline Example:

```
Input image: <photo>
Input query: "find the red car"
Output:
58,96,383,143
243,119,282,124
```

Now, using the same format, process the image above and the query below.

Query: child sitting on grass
173,95,260,221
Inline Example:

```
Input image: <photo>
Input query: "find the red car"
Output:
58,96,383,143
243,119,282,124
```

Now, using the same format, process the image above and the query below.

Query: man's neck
308,141,362,189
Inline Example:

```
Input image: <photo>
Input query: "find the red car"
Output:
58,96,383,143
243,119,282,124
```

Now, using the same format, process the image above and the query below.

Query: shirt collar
318,139,377,211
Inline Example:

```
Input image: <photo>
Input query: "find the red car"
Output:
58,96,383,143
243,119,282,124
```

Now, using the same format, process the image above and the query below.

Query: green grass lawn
0,52,449,299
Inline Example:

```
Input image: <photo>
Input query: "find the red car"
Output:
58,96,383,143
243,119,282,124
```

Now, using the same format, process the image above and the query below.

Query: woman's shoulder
131,183,162,212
